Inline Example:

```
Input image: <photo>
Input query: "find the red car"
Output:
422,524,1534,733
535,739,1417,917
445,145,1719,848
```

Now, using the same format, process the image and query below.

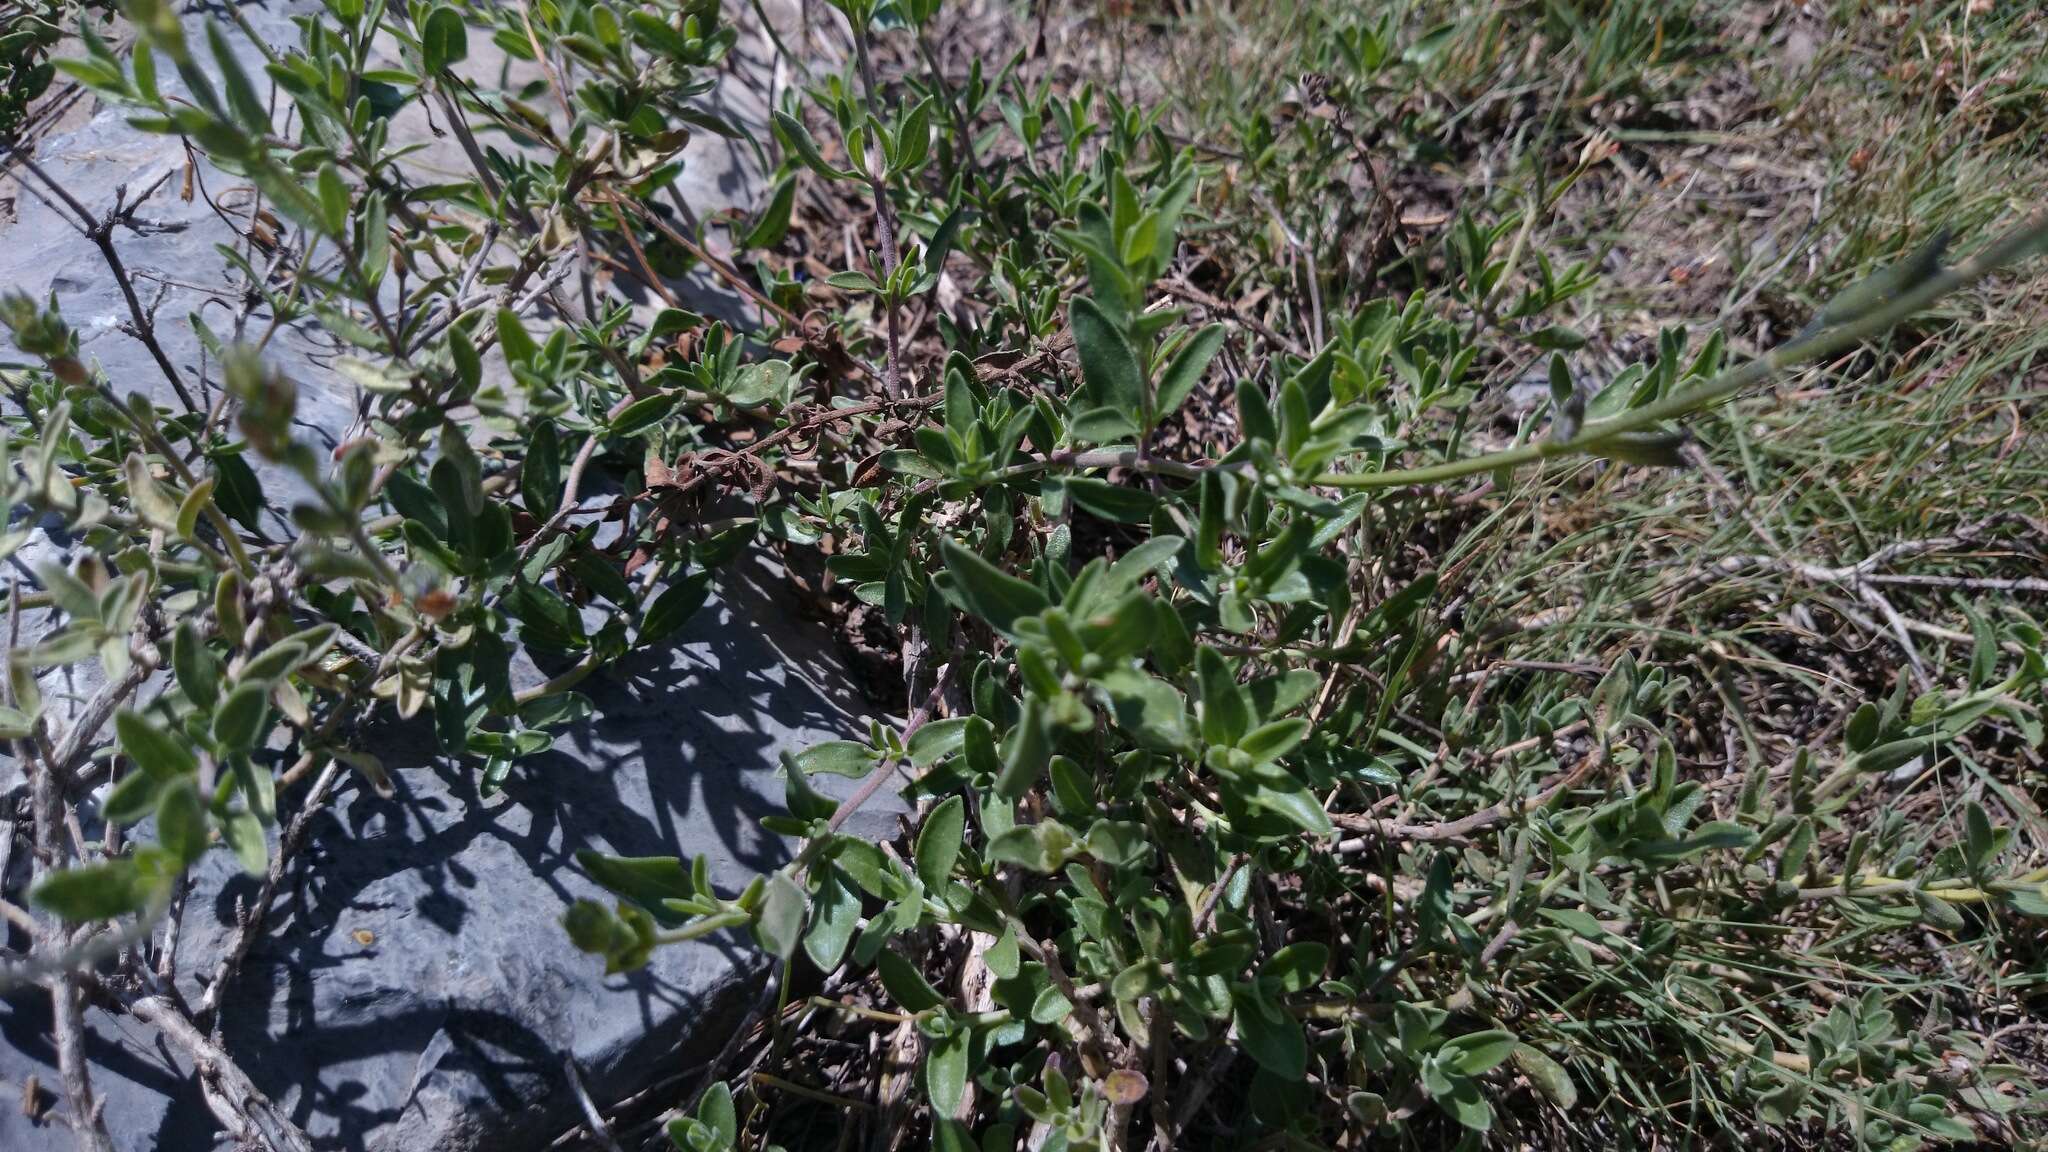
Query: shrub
6,1,2047,1149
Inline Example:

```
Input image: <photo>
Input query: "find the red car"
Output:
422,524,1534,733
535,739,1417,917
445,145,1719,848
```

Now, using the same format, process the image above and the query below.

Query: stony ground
3,1,2045,1150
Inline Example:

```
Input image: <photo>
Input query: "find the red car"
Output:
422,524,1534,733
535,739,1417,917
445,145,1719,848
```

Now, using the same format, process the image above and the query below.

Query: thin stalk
849,21,907,398
1312,213,2048,490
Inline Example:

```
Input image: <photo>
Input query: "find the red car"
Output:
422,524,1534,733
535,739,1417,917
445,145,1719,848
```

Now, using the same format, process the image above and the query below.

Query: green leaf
1756,1077,1808,1125
576,851,698,910
1845,701,1880,752
229,754,276,824
316,164,349,237
1236,381,1276,445
1097,668,1190,751
1029,984,1073,1025
420,4,468,73
1548,352,1574,407
31,860,153,921
172,625,222,709
824,269,878,292
1528,324,1585,350
925,1029,968,1118
117,710,197,780
496,307,538,367
1441,1029,1518,1076
741,175,797,249
124,453,179,529
773,110,848,180
522,423,562,519
612,393,678,437
156,778,208,864
698,1081,738,1147
1083,819,1150,867
1060,477,1155,524
985,819,1074,872
892,97,934,176
783,755,839,823
1803,228,1952,336
220,809,269,874
1346,1091,1389,1126
1259,941,1328,995
932,1118,977,1152
207,21,267,132
664,1115,712,1151
34,561,99,621
987,924,1020,979
907,717,970,767
1247,771,1334,837
212,681,271,752
1586,429,1688,468
832,839,893,898
238,640,309,687
1852,735,1939,774
1154,323,1225,421
1913,889,1966,932
961,716,1000,782
101,769,165,826
1246,670,1321,722
1231,985,1306,1079
795,740,878,778
1240,718,1309,764
639,571,714,647
1964,801,1995,871
879,948,947,1013
175,477,215,541
753,871,807,960
1068,406,1138,445
994,697,1050,800
1510,1043,1578,1110
940,539,1048,637
1536,907,1608,939
1063,203,1135,320
1069,296,1145,418
727,360,792,408
916,795,966,890
1440,1078,1494,1130
2010,887,2048,918
450,324,482,394
804,867,860,972
1197,647,1250,747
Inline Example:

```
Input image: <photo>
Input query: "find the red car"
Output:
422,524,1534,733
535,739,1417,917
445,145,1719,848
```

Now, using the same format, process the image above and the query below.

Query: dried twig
196,759,345,1024
5,148,201,413
564,1056,628,1152
1334,711,1613,853
120,991,317,1152
50,976,115,1152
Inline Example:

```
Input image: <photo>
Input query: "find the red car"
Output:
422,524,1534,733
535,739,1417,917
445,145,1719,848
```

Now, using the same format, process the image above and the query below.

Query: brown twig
512,397,633,567
1158,279,1309,358
847,22,908,398
195,759,345,1025
6,149,202,413
50,976,115,1152
564,1056,629,1152
823,664,955,838
12,584,117,1152
1333,710,1613,853
119,990,316,1152
618,195,803,328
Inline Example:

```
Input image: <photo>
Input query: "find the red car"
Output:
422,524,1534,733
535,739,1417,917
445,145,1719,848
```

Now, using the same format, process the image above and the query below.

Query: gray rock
3,561,902,1152
0,3,880,1151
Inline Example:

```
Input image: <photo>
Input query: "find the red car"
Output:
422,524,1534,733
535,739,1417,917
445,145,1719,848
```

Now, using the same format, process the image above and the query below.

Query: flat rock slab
3,560,898,1152
0,4,881,1151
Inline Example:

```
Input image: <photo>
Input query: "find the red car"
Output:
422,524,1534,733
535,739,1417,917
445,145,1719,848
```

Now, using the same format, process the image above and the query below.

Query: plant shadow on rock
180,554,886,1150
